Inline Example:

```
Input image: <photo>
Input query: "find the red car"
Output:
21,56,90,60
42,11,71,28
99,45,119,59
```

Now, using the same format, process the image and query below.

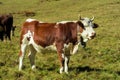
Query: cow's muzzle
90,32,96,39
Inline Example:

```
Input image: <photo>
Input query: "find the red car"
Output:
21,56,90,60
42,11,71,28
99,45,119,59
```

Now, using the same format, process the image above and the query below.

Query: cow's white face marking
80,17,96,42
80,30,89,42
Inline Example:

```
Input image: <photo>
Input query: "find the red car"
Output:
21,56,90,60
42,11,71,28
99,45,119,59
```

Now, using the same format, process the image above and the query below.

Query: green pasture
0,0,120,80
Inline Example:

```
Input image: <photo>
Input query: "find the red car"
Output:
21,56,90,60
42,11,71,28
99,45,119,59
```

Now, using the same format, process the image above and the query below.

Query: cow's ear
93,23,99,28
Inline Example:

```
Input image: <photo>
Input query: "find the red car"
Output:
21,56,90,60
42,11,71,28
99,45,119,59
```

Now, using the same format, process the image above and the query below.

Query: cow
19,18,97,74
0,14,15,41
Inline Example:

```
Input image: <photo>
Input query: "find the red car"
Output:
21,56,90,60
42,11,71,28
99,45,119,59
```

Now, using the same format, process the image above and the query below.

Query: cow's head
79,16,98,42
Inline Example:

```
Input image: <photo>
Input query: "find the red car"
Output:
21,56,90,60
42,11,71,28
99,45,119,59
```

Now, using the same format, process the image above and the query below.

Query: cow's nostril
90,33,96,39
92,32,96,37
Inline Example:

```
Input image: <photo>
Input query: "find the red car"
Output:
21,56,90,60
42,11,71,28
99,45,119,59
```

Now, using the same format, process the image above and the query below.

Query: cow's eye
88,21,91,23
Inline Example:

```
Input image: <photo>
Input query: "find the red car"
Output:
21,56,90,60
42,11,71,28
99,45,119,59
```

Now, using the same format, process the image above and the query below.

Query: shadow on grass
0,2,3,4
70,66,120,75
75,66,102,73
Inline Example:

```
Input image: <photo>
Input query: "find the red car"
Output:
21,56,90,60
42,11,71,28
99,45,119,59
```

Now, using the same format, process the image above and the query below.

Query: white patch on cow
32,65,36,69
72,42,80,55
57,21,70,24
45,43,56,50
60,67,64,74
64,56,68,74
19,44,27,71
64,44,70,48
26,18,37,22
29,37,43,53
80,30,89,42
39,21,44,23
63,43,80,55
81,18,90,27
19,55,24,71
57,21,77,25
85,27,95,39
55,21,71,28
80,17,96,42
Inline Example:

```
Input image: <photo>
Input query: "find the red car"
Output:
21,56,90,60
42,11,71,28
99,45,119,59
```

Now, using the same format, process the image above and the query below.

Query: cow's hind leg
28,45,37,70
6,31,11,41
19,44,27,71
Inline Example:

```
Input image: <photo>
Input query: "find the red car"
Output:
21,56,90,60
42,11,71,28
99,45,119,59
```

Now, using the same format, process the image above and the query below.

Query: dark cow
19,18,97,74
0,14,15,41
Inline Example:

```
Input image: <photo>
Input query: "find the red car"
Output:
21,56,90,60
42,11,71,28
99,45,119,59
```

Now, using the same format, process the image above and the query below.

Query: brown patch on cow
33,23,56,47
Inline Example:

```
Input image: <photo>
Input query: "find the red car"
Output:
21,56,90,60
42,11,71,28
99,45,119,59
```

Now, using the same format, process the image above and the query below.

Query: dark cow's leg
0,32,4,41
28,45,37,70
11,26,16,36
6,29,11,41
7,32,11,41
55,41,64,74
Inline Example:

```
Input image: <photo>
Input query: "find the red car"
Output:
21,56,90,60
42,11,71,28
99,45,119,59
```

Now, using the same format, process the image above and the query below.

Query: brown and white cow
19,18,97,74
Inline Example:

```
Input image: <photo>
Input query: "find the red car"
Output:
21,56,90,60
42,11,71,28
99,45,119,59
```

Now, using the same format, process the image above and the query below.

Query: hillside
0,0,120,80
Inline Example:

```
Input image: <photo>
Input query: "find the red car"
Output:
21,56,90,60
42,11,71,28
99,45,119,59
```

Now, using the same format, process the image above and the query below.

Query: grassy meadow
0,0,120,80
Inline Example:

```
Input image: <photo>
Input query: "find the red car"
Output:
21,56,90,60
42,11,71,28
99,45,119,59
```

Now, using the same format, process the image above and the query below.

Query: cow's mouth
83,38,88,42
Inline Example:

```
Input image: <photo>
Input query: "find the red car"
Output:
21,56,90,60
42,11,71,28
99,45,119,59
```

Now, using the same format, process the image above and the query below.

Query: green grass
0,0,120,80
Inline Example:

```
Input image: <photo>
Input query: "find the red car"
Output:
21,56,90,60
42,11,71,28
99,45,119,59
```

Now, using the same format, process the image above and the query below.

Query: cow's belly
29,36,57,52
29,37,78,55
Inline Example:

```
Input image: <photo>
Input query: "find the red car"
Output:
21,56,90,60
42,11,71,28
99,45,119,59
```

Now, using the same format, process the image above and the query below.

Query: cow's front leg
56,42,64,74
64,55,70,74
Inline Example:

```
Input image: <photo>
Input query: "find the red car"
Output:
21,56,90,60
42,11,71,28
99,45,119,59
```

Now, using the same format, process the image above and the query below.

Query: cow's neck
76,25,81,45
